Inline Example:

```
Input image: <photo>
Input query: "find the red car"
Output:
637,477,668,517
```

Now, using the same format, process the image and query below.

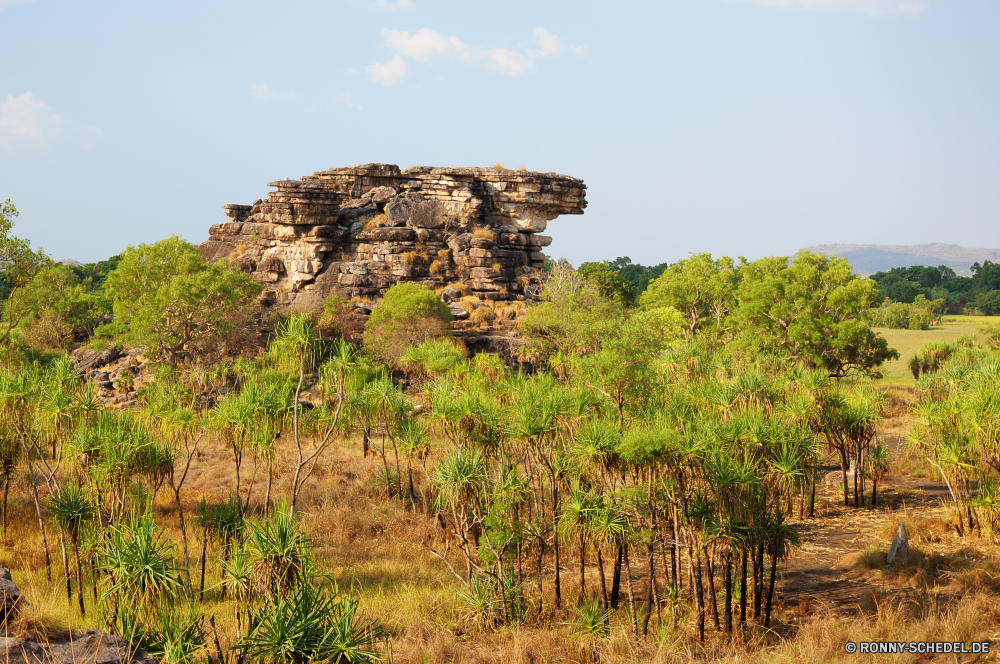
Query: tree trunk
536,536,545,615
174,488,192,597
610,544,623,609
551,480,561,609
753,541,764,620
693,546,706,642
739,549,748,625
707,551,720,631
724,555,733,634
58,527,71,605
871,479,878,510
765,541,778,628
596,546,609,610
199,528,208,600
579,532,586,602
72,538,85,616
810,474,816,518
623,541,638,637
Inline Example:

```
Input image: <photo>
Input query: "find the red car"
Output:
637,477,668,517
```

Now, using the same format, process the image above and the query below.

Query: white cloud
0,0,38,9
249,83,294,102
526,27,584,58
0,92,100,152
337,92,364,112
369,0,410,10
732,0,927,16
366,55,408,85
381,28,470,62
367,26,580,84
488,49,534,76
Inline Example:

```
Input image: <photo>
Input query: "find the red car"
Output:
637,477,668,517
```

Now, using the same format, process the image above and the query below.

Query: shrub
872,299,933,330
363,283,452,366
976,290,1000,315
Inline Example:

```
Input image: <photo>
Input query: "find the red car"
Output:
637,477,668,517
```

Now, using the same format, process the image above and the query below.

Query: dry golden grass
429,259,443,275
471,227,497,242
364,213,387,230
5,417,1000,663
400,251,418,265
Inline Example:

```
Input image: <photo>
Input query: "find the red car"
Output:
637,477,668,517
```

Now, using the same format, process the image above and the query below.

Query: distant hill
801,243,1000,277
58,258,82,266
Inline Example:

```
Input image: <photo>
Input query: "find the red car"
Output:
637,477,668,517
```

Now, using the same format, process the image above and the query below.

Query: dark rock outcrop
0,568,157,664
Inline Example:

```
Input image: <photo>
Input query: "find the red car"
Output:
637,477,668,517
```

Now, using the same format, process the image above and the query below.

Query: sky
2,0,999,266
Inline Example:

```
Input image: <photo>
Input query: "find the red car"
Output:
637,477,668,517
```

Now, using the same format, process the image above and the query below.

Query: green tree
735,251,897,378
975,290,1000,315
101,237,259,365
575,306,683,429
0,199,48,347
363,283,452,366
639,253,738,341
578,261,636,306
521,261,625,362
20,265,109,349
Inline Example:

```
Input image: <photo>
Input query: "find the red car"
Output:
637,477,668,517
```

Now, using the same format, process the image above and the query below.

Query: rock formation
0,568,157,664
887,522,909,565
197,165,586,347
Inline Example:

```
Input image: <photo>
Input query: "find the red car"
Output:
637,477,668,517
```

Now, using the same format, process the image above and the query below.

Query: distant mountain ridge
801,243,1000,277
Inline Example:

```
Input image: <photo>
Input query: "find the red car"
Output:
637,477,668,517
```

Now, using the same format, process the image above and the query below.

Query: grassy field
875,314,999,386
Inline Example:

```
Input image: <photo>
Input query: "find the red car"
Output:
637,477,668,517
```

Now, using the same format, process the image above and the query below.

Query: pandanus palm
48,483,96,615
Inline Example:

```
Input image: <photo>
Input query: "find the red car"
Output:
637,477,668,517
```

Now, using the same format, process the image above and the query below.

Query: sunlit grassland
875,315,999,387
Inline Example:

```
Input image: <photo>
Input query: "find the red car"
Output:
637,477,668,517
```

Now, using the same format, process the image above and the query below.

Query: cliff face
198,164,586,346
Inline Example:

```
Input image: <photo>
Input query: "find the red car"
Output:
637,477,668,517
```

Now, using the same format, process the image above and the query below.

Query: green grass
875,315,999,386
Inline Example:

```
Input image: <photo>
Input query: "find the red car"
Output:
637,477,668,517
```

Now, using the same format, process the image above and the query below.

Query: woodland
2,198,1000,663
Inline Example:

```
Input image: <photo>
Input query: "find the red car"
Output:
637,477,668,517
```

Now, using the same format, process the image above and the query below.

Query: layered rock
198,165,586,315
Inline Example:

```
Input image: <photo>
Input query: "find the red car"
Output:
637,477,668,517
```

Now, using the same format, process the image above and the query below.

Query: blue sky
2,0,998,265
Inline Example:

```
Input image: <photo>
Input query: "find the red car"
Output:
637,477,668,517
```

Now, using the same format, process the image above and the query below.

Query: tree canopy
100,236,259,364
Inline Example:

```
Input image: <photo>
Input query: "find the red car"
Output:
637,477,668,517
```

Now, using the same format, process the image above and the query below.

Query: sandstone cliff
198,164,586,317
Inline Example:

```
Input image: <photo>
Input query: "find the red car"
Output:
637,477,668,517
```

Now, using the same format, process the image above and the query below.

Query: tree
575,306,683,429
20,264,109,349
521,261,625,363
0,200,48,347
976,290,1000,316
607,256,669,297
735,251,897,378
578,261,636,306
639,253,738,342
102,237,259,365
363,283,452,366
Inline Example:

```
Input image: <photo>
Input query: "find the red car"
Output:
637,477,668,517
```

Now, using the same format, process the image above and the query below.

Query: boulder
0,570,156,664
442,287,462,301
0,568,22,622
450,307,470,320
887,522,910,565
71,346,122,373
47,630,158,664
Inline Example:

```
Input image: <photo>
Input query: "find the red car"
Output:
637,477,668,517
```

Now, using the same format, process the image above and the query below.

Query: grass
875,316,997,386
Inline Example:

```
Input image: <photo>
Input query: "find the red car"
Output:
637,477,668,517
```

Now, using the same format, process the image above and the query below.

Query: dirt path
776,467,953,614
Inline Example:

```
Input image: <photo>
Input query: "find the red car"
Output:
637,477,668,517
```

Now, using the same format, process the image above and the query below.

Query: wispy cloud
249,83,294,102
366,26,582,85
366,55,409,85
730,0,928,16
0,0,39,9
337,92,364,112
370,0,410,10
487,49,534,76
382,28,470,61
0,92,101,152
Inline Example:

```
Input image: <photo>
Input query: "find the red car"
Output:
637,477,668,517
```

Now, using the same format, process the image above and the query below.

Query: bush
19,264,109,350
363,283,452,366
976,290,1000,315
871,299,933,330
